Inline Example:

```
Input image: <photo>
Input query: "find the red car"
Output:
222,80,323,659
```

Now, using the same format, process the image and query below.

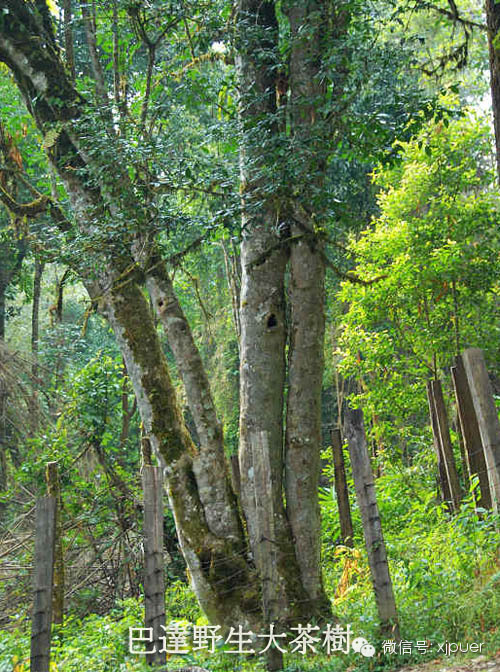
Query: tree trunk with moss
144,256,242,543
235,2,310,646
486,0,500,182
0,0,341,643
0,3,260,632
283,0,332,609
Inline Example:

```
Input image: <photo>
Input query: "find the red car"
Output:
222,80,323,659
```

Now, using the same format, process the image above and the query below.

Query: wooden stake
430,379,462,512
451,356,491,510
344,407,400,640
331,428,354,547
252,430,283,672
45,461,64,625
426,381,452,506
30,496,56,672
462,348,500,514
142,464,166,665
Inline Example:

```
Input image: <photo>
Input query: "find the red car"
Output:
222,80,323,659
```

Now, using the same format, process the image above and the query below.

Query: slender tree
486,0,500,180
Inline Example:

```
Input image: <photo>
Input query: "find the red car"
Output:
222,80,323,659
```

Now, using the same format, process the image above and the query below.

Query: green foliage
338,108,500,453
321,458,500,665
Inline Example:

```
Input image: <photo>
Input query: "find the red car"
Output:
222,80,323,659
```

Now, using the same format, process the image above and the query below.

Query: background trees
339,108,499,455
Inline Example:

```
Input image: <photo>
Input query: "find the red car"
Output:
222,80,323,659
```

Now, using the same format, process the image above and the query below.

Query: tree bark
282,0,347,612
80,0,109,106
235,0,311,629
285,231,327,605
221,239,242,345
46,461,64,625
145,257,241,543
238,214,306,624
486,0,500,182
102,280,261,631
63,0,75,83
331,428,354,547
0,120,28,341
230,454,241,498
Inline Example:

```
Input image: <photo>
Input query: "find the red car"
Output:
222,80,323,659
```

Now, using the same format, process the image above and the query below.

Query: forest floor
397,652,500,672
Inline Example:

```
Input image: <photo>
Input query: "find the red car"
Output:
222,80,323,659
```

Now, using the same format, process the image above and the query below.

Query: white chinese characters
129,622,373,656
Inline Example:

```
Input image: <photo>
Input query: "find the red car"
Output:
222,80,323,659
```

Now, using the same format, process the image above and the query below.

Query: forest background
0,0,499,671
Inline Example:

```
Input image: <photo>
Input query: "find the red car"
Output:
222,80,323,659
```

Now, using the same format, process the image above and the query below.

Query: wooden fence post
46,461,64,624
462,348,500,514
252,430,283,672
331,428,354,547
430,379,462,511
30,496,56,672
344,407,400,640
451,356,491,510
142,454,166,665
426,381,452,506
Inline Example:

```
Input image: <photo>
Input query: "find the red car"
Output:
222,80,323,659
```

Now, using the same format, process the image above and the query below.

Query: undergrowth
0,460,499,672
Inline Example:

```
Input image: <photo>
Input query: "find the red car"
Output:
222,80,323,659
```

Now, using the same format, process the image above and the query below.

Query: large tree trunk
285,231,327,604
102,280,260,629
144,256,242,543
239,224,305,623
0,3,260,632
282,0,348,613
235,0,314,637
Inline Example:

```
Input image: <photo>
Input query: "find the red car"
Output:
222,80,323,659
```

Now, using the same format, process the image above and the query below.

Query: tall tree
235,0,311,633
0,0,345,639
0,0,258,632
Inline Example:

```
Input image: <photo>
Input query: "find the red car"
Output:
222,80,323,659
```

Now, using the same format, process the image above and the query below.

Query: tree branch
412,0,485,30
0,182,49,217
